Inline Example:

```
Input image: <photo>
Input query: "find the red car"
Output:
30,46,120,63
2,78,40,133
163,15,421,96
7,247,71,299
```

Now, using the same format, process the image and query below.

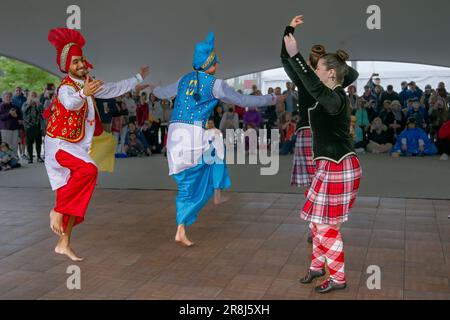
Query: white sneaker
439,153,448,161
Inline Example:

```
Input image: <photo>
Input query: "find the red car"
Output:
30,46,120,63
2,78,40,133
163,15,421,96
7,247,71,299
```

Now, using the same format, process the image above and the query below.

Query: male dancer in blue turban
153,32,284,246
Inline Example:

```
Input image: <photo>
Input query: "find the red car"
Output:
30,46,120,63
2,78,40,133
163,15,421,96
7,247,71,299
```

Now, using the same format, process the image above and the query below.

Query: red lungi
54,149,98,231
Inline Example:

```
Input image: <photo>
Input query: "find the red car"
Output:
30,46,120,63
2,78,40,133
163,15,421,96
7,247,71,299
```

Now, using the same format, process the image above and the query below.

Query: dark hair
319,50,349,84
309,44,326,69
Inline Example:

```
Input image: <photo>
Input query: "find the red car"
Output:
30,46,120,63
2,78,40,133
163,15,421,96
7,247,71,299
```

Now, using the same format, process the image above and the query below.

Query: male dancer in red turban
45,28,149,261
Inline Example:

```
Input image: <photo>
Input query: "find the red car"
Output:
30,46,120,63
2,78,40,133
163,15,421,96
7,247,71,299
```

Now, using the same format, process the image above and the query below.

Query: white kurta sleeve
94,73,143,99
58,85,86,111
152,79,180,100
213,79,276,108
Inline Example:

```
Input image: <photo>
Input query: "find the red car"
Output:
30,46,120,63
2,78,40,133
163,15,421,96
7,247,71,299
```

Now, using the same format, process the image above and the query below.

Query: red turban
48,28,93,73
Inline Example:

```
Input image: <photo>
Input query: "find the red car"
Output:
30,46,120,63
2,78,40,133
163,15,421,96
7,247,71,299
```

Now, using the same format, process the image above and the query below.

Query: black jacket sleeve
288,52,346,115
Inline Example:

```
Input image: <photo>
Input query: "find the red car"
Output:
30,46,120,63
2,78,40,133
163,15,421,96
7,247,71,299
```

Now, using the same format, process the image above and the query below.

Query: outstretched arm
152,79,180,100
213,80,278,108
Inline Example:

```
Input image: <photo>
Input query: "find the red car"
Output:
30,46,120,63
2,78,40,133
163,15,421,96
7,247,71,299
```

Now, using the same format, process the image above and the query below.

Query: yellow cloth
90,131,116,172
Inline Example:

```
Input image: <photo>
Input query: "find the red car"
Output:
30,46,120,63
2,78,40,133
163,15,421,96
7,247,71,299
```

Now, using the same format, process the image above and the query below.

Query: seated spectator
366,99,379,122
350,115,366,153
141,120,161,154
243,106,263,130
391,117,437,157
219,105,240,136
436,119,450,160
213,105,225,129
353,99,370,131
385,100,406,139
124,122,151,156
279,113,297,155
406,98,428,131
0,142,21,171
429,97,448,142
366,117,393,154
378,99,391,124
124,133,146,157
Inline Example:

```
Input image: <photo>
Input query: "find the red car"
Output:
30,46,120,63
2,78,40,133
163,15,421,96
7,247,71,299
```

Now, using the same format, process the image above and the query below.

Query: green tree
0,56,60,95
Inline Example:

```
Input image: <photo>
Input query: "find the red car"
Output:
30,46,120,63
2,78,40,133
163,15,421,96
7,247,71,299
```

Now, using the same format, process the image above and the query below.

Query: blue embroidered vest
170,71,219,128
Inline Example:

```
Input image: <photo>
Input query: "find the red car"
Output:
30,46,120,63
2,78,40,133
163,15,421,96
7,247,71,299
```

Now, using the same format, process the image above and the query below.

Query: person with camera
0,91,22,157
22,91,44,163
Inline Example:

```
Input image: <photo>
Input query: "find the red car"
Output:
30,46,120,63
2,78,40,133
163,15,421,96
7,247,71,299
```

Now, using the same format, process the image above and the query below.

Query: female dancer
284,19,362,293
281,16,359,243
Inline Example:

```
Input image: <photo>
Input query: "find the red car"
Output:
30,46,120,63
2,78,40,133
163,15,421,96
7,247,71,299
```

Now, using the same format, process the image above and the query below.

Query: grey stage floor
0,153,449,200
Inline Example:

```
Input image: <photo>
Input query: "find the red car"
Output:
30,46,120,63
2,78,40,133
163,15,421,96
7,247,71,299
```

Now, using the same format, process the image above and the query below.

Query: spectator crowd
1,73,450,173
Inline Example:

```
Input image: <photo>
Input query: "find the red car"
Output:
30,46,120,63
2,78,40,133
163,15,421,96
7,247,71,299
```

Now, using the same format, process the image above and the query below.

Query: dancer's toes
175,234,194,247
214,195,230,205
49,209,64,236
55,246,84,262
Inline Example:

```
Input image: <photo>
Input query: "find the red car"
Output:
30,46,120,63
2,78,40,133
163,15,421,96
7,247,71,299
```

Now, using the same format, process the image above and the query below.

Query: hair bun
311,44,326,56
336,49,349,61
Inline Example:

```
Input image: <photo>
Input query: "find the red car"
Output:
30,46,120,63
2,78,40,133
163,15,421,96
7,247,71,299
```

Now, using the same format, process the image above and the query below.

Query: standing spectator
161,98,172,145
347,85,358,110
381,85,400,106
436,119,450,160
148,95,164,146
0,91,22,156
22,91,44,163
421,84,434,111
361,85,377,103
373,85,384,112
399,81,413,107
385,100,406,140
12,87,27,109
123,92,137,123
408,81,423,101
136,94,149,127
366,117,393,154
366,73,382,94
111,99,128,155
283,81,298,115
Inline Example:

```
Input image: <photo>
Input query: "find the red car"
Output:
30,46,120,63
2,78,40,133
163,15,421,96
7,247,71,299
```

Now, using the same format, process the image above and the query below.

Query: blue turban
192,32,218,71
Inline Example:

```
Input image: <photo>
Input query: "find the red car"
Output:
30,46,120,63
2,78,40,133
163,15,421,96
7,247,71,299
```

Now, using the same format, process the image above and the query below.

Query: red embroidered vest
45,76,103,143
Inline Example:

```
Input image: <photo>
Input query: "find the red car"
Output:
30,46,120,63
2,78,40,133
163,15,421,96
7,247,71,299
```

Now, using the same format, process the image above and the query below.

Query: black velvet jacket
287,52,356,162
280,26,359,131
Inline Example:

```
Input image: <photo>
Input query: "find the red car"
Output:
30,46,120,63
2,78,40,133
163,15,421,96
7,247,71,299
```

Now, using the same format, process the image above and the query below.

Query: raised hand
290,15,304,28
83,75,104,97
284,34,299,58
139,66,150,79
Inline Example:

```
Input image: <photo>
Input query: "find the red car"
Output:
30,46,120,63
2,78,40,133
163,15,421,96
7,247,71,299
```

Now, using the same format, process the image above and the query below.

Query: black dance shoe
299,269,325,284
315,278,347,294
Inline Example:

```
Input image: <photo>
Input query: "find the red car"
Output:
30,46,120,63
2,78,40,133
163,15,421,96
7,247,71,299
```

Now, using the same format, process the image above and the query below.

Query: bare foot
175,227,194,247
55,245,85,262
49,209,64,236
214,194,230,205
